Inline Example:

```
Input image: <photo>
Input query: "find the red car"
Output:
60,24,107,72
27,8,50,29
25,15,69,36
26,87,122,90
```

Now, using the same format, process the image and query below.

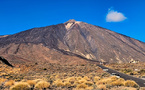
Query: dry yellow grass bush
4,80,15,87
76,83,88,89
73,78,87,86
76,76,82,81
110,78,125,86
0,72,7,76
10,82,30,90
67,77,76,81
53,79,64,87
94,76,100,82
0,78,7,84
33,79,43,83
26,80,36,87
35,81,50,89
96,76,119,86
124,80,139,88
78,78,87,84
111,80,124,86
109,76,118,81
67,77,76,83
73,81,80,86
97,84,106,90
96,78,111,85
86,86,94,90
63,81,72,87
55,75,60,79
85,81,94,86
83,76,90,81
96,79,106,85
118,78,125,82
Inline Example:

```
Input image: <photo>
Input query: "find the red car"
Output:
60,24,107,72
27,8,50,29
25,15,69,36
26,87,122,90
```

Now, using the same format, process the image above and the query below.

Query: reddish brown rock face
0,19,145,65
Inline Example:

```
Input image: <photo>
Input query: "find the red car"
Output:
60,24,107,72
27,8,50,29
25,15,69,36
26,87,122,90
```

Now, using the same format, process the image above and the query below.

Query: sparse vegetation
4,80,15,87
76,83,88,89
124,80,139,88
0,62,143,89
35,81,50,89
26,80,36,88
10,82,30,90
111,79,124,86
105,62,145,78
97,84,106,90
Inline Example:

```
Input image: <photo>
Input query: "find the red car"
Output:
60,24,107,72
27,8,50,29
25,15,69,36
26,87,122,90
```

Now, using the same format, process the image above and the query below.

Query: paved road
97,64,145,87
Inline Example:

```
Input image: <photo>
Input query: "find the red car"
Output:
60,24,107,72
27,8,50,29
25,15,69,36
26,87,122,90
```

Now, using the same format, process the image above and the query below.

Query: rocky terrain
0,35,9,38
1,19,145,65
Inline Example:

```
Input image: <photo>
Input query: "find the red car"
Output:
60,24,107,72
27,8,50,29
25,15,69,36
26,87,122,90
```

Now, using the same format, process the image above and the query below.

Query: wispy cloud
106,8,127,22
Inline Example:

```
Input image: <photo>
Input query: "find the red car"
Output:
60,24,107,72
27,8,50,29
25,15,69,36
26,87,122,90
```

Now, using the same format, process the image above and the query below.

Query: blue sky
0,0,145,42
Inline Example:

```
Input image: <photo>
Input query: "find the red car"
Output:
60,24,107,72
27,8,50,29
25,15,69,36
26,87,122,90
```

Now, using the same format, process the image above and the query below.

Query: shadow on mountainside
0,56,13,67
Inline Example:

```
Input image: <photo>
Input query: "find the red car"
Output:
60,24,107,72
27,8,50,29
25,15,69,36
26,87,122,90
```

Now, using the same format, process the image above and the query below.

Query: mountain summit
0,20,145,65
65,19,77,23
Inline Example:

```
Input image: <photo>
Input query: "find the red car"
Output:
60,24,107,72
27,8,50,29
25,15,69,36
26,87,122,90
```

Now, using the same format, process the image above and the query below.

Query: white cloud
106,8,127,22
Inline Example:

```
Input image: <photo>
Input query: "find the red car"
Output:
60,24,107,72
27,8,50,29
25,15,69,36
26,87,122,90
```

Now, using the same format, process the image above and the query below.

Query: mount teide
0,19,145,65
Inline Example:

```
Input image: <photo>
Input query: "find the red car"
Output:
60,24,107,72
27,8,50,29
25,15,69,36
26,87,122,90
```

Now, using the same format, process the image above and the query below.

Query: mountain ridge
0,19,145,65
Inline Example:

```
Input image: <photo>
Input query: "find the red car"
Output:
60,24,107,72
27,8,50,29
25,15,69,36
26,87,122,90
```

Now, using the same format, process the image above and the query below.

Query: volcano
0,19,145,65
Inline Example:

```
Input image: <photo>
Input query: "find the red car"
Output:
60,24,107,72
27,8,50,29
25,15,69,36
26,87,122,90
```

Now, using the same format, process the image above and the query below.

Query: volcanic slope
0,19,145,64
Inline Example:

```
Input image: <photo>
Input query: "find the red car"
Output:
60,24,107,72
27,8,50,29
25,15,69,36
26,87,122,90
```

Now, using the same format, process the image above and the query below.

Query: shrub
73,81,80,86
26,80,36,87
53,79,64,87
78,78,87,84
76,83,88,89
118,78,125,82
33,79,43,83
109,76,118,81
35,81,50,89
111,80,124,86
73,78,87,86
138,69,145,74
123,69,132,74
76,76,82,81
86,86,93,90
96,78,112,85
63,81,72,87
4,80,15,87
94,76,100,82
97,84,106,90
83,76,90,81
101,72,109,77
67,77,76,84
111,78,125,86
0,78,7,84
85,81,94,86
124,80,139,88
96,79,107,85
10,82,31,90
